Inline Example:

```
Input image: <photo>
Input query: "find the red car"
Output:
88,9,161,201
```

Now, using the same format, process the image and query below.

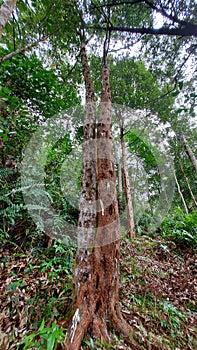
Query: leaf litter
0,237,196,349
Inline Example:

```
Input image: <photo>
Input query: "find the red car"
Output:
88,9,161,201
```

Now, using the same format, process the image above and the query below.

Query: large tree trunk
183,136,197,175
65,38,139,350
0,0,17,38
120,128,135,238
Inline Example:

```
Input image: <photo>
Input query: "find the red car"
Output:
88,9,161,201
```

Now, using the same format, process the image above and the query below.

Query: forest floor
0,236,197,350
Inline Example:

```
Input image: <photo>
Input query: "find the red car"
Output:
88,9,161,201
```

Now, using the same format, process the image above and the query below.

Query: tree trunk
183,136,197,175
174,170,189,214
65,38,139,350
120,128,135,238
0,0,17,38
118,159,124,214
178,160,197,209
115,145,124,214
184,175,197,209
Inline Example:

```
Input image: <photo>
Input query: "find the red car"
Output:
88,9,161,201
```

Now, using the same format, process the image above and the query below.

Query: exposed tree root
64,302,143,350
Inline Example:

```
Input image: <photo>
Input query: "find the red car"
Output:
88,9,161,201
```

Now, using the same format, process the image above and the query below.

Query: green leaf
47,334,56,350
39,318,45,331
171,90,180,97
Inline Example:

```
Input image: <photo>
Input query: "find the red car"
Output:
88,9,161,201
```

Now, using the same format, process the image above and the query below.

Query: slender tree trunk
184,176,197,209
65,38,140,350
145,175,154,213
174,170,189,214
183,136,197,175
0,0,17,38
120,128,135,238
115,145,124,214
118,158,124,214
178,160,197,209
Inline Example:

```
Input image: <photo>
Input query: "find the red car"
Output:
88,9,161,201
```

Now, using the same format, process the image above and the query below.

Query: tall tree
65,29,140,349
63,2,196,345
120,125,135,237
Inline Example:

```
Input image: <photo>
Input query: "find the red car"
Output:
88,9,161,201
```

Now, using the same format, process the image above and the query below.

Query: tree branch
91,24,197,37
0,37,48,64
93,0,196,30
90,0,144,9
143,0,189,26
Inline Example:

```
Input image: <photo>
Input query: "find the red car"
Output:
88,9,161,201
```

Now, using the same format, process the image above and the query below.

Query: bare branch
90,0,144,9
143,0,189,26
91,24,197,37
91,1,196,33
0,37,48,64
109,36,142,52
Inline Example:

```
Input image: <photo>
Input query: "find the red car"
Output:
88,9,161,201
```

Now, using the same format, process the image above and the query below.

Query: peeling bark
64,37,97,349
0,0,17,38
120,128,135,238
65,37,140,350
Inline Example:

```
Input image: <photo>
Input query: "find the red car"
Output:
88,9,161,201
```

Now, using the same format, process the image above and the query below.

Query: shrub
161,208,197,248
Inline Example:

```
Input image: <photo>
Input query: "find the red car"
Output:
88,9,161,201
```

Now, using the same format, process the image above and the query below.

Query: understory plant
161,208,197,248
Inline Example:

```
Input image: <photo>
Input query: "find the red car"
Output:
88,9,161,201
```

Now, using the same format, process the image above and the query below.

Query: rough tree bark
120,127,135,238
183,136,197,175
65,35,140,350
0,0,17,38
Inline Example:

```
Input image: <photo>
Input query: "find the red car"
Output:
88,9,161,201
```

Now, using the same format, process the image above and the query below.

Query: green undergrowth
161,208,197,249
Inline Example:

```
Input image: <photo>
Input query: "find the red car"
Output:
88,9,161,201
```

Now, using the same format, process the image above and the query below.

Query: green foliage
90,56,162,110
0,166,29,245
0,49,78,118
161,208,197,248
136,210,153,235
18,319,66,350
37,240,75,277
0,46,80,247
